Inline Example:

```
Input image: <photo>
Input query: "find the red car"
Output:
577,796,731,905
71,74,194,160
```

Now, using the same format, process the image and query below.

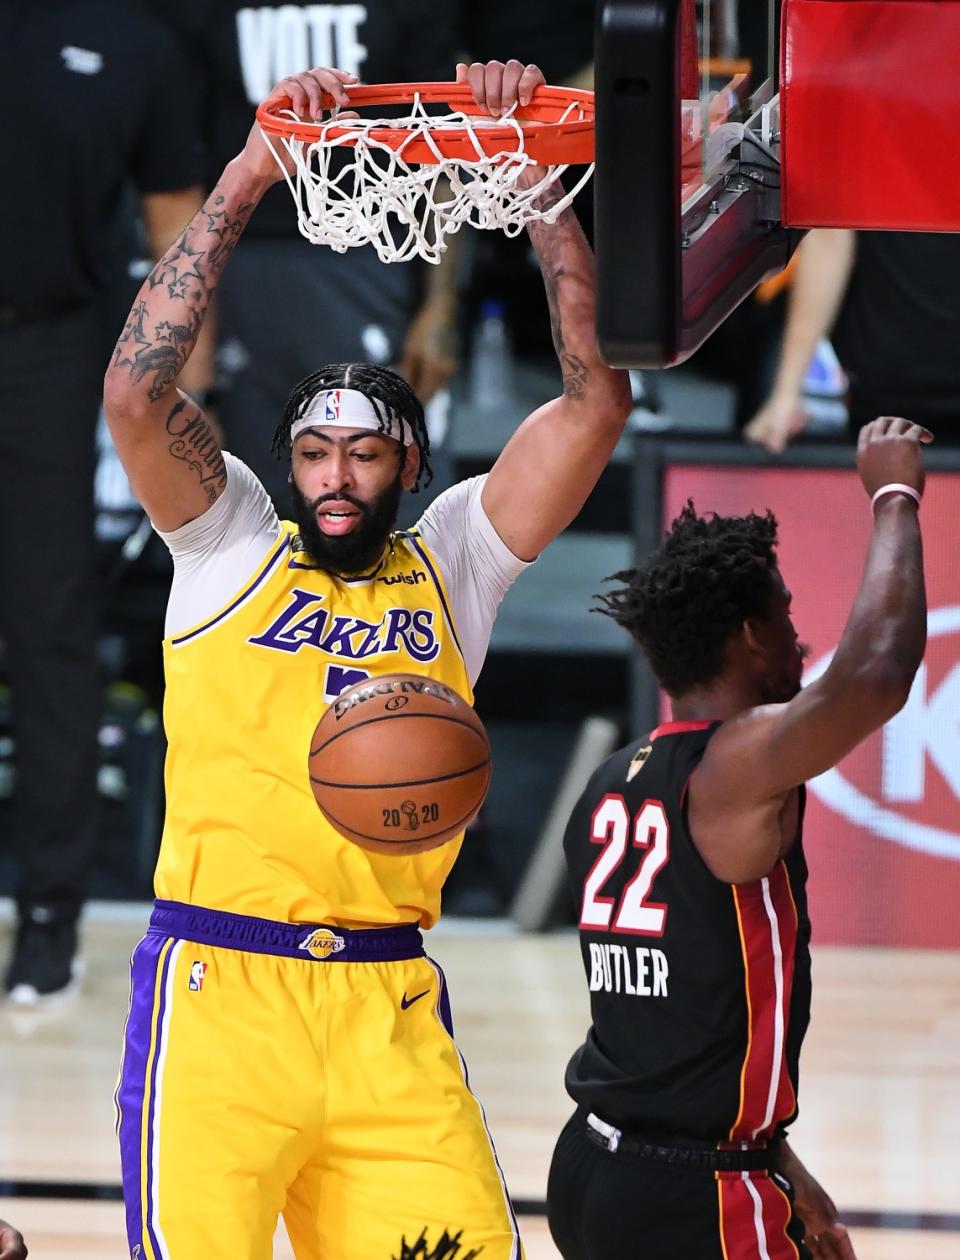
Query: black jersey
563,721,811,1143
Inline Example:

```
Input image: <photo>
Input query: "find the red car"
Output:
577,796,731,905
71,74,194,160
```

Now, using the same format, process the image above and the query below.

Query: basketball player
0,1219,26,1260
103,60,630,1260
548,416,929,1260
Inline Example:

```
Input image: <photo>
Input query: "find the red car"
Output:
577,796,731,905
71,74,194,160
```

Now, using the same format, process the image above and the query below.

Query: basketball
308,673,491,855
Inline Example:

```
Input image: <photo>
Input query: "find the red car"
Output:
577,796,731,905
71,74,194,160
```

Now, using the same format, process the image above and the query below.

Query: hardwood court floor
1,901,958,1259
4,1202,960,1260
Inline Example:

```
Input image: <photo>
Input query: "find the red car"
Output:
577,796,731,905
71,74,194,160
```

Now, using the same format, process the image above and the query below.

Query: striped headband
289,388,410,446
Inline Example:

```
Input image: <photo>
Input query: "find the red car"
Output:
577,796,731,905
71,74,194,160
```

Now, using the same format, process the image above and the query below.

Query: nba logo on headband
290,387,408,445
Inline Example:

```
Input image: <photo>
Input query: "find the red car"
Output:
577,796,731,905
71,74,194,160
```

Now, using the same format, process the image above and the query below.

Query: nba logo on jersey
298,928,346,960
325,389,341,422
188,961,207,992
626,744,653,782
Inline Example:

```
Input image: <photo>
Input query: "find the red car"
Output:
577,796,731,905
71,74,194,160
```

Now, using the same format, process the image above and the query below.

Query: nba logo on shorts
188,961,207,992
325,389,341,422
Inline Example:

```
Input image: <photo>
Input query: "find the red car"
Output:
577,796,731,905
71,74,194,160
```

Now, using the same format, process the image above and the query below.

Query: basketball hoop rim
255,81,595,166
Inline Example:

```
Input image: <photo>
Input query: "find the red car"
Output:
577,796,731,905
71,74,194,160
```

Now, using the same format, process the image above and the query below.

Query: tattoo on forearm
560,349,588,400
165,399,227,503
530,219,590,402
111,192,255,402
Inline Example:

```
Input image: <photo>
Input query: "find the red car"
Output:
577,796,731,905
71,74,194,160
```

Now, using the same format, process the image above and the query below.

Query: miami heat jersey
155,520,472,928
563,721,811,1141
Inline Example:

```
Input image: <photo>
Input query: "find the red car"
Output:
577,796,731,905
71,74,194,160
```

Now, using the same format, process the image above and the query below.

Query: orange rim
256,81,595,166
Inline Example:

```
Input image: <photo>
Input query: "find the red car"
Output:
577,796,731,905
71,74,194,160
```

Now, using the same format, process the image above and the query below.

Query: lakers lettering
248,588,440,663
587,942,669,997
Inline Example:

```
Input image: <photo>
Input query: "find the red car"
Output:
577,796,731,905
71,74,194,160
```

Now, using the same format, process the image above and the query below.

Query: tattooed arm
468,64,632,560
102,66,357,531
140,186,213,402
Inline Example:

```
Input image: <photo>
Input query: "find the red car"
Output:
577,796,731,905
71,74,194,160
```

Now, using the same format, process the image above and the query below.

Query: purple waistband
149,899,424,962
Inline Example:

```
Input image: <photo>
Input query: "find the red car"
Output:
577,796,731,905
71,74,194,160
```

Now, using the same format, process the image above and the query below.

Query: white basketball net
259,94,594,265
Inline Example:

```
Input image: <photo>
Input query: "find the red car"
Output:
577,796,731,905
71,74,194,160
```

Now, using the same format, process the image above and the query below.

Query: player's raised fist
456,59,546,116
856,415,933,502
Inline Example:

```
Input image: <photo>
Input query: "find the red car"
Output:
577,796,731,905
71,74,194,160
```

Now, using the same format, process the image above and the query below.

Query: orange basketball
308,673,491,855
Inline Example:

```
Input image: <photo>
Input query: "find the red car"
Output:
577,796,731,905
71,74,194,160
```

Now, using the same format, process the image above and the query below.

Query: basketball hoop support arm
595,0,804,368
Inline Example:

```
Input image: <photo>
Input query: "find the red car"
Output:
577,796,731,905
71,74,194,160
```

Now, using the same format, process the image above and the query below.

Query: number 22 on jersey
580,795,670,935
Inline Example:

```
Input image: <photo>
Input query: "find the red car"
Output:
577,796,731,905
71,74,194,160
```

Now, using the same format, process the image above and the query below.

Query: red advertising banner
663,465,960,949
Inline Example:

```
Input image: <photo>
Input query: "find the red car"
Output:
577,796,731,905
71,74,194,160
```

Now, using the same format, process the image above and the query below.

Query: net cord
259,94,594,264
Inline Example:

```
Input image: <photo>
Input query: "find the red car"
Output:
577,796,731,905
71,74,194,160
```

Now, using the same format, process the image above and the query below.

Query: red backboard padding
680,0,698,102
781,0,960,230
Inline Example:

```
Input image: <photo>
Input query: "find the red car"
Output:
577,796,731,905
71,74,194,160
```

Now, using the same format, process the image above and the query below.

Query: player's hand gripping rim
242,59,549,186
267,66,358,119
455,58,546,116
239,66,361,185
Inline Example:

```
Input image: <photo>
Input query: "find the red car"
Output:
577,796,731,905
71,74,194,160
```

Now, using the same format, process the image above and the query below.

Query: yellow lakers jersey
155,522,473,927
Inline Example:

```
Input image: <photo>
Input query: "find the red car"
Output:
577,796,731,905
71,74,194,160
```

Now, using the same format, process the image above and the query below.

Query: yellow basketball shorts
115,900,523,1260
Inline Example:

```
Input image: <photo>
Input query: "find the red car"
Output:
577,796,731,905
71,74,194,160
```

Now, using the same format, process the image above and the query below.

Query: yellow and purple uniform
116,461,525,1260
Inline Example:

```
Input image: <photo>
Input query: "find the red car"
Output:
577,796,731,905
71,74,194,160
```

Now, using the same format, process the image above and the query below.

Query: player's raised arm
465,62,633,561
102,67,357,532
688,416,929,882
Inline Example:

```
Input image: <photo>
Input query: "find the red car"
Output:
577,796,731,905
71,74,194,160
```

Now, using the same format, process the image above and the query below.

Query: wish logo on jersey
248,588,440,663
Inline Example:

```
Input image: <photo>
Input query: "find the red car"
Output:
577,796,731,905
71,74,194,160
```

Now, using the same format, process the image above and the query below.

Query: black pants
547,1113,811,1260
0,307,101,913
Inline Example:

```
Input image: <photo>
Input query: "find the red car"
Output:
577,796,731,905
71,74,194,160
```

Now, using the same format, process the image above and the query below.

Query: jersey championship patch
397,1228,484,1259
626,744,652,782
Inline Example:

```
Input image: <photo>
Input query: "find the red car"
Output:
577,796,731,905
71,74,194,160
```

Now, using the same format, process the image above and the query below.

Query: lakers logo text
298,929,346,960
249,589,440,663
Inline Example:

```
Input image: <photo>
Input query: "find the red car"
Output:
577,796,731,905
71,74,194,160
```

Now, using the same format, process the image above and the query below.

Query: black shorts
547,1112,812,1260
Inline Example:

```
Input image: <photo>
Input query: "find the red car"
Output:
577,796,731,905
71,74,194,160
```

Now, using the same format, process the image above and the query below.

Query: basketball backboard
595,0,803,368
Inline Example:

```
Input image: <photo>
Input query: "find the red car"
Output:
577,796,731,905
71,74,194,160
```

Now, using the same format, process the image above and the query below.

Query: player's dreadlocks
271,362,432,491
595,500,780,697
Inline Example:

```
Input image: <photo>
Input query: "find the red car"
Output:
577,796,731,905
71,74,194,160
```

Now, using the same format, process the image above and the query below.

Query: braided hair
595,501,781,697
272,363,432,491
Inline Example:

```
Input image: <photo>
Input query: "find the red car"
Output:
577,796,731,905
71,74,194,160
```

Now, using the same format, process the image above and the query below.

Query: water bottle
802,338,848,434
469,299,514,414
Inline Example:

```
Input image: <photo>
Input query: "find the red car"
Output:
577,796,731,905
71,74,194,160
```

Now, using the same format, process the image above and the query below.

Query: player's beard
760,643,809,704
290,473,404,576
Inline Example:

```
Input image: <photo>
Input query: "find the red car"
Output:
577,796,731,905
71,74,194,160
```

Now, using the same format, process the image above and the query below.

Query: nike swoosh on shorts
400,989,430,1010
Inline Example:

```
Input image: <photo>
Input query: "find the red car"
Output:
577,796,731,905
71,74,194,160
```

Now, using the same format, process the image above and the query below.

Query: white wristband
871,483,921,512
